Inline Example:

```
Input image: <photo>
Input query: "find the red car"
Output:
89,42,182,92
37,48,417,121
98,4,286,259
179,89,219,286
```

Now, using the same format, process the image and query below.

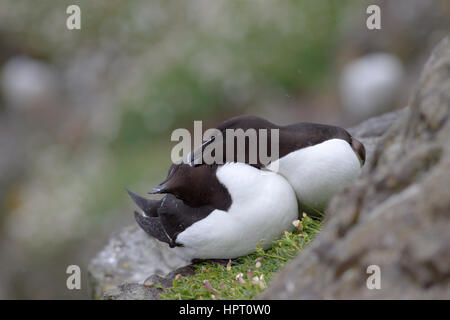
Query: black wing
128,190,214,248
134,211,172,245
157,194,215,247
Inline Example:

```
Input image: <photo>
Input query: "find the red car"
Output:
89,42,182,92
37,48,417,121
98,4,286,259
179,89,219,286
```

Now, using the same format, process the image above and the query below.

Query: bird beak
187,150,197,167
126,188,160,217
187,147,203,167
148,182,168,194
187,135,216,167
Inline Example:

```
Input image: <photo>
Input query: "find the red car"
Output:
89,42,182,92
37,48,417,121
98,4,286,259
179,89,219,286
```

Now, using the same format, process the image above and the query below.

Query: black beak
188,151,197,167
148,182,168,194
126,188,160,217
188,135,216,167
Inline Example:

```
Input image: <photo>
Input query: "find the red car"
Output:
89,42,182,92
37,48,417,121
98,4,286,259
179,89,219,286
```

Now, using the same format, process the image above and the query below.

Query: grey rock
102,283,161,300
88,225,189,299
143,265,196,288
260,37,450,299
102,264,196,300
348,108,408,168
102,265,195,300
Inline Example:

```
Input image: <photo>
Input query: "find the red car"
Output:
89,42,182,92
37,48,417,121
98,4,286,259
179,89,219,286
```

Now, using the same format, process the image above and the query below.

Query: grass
159,213,322,300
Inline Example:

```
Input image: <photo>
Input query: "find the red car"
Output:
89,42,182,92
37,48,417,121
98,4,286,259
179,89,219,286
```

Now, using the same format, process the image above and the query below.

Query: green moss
159,213,322,300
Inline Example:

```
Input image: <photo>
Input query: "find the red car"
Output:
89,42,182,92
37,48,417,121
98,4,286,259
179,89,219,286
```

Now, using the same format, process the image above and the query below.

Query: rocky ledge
88,37,450,300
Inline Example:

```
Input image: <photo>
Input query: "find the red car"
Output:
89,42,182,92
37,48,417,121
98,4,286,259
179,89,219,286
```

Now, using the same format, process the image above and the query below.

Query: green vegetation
160,213,322,300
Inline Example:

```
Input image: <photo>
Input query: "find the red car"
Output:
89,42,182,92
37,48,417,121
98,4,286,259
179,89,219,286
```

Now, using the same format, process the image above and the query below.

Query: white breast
266,138,361,212
175,162,298,259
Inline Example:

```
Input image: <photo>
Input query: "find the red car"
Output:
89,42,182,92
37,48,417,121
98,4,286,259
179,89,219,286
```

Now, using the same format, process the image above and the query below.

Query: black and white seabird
189,115,366,212
128,162,298,260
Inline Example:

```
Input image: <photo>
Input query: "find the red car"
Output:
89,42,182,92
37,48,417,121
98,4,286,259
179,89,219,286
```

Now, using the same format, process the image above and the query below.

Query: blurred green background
0,0,448,299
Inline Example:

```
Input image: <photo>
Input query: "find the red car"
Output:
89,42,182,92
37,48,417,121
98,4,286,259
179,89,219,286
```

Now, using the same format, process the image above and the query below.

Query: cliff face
88,38,450,300
260,37,450,299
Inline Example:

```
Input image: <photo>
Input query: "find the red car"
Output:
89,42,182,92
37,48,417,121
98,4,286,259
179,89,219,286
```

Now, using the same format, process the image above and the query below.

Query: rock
347,108,408,168
102,265,196,300
260,37,450,299
88,226,189,299
102,283,160,300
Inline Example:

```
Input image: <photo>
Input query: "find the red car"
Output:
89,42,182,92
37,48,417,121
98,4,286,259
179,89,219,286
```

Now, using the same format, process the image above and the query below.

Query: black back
190,115,354,168
150,163,232,210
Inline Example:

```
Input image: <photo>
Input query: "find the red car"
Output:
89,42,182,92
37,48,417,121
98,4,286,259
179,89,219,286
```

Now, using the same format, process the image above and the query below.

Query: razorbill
189,115,365,212
128,162,298,260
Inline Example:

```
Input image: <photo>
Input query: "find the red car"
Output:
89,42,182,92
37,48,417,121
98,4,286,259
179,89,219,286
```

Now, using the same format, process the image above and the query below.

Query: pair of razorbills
128,115,365,260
